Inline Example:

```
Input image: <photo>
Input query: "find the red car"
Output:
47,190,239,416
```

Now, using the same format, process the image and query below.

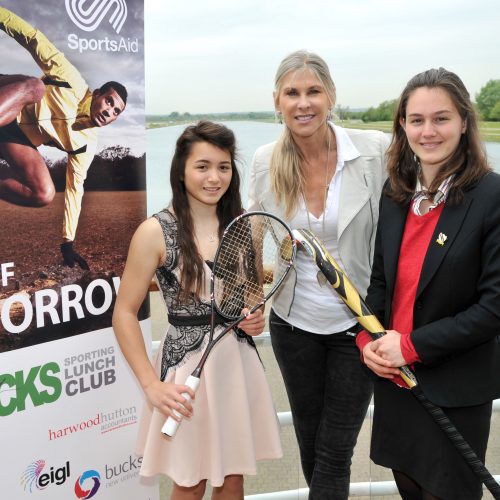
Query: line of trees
148,79,500,125
49,146,146,191
476,79,500,121
335,79,500,123
147,111,275,126
334,100,397,123
1,146,146,191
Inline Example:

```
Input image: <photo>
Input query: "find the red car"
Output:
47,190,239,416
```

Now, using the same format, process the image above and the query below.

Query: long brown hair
387,67,490,204
170,121,243,297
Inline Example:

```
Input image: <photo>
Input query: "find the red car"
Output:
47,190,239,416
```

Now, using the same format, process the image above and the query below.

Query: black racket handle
293,228,500,496
412,386,500,498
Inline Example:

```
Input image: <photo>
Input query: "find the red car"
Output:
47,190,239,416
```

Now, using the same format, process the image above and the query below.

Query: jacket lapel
337,158,370,240
416,195,473,298
384,198,409,299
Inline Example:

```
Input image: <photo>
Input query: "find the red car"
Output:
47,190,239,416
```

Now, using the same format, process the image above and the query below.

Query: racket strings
214,216,292,318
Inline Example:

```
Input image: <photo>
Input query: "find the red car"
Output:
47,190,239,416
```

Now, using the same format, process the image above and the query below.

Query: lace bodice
153,210,213,378
152,209,256,380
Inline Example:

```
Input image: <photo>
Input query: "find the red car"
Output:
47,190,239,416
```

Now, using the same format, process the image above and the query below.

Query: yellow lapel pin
436,232,448,246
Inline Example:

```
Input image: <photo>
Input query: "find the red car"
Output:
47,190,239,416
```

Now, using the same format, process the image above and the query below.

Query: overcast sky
145,0,499,114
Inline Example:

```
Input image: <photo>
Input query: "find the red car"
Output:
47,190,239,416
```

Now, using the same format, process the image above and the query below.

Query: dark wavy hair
387,67,490,204
170,121,243,298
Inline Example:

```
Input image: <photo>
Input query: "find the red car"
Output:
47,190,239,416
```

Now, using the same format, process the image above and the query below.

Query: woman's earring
275,111,283,124
413,153,420,166
327,108,333,122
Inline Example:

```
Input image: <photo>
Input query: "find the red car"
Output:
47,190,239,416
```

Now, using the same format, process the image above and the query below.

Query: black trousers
269,309,373,499
0,118,36,148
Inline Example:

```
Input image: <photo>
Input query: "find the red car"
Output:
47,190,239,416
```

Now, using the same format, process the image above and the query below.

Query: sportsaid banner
0,1,157,499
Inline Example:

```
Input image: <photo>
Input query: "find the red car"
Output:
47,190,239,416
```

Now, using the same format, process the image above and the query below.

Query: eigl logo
20,460,71,493
65,0,128,34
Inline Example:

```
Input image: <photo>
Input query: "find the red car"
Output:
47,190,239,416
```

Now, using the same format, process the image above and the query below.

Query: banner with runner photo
0,1,157,498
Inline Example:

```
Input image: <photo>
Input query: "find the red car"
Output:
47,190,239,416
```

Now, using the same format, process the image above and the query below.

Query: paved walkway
150,293,500,499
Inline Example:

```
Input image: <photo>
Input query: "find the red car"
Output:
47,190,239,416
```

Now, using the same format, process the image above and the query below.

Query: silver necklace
194,223,218,243
302,130,332,288
302,129,332,234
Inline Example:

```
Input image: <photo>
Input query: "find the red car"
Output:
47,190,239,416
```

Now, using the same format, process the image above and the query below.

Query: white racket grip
161,375,200,437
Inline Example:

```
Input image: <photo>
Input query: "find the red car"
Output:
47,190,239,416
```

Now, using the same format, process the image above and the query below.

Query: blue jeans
269,309,373,500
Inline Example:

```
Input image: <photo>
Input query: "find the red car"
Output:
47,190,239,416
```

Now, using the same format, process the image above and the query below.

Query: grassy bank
147,117,500,143
147,117,276,129
340,120,500,143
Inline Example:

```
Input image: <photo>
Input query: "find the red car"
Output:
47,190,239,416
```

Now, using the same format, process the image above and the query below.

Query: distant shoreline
147,117,500,143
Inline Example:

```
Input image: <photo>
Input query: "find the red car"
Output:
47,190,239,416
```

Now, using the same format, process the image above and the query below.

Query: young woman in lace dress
113,121,282,500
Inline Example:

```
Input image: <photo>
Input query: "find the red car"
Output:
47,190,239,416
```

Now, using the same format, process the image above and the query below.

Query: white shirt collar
329,122,361,173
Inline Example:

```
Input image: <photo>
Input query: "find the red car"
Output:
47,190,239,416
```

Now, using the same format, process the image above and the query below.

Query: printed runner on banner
0,1,157,499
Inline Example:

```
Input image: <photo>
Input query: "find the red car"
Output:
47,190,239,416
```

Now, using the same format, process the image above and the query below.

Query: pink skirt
136,328,283,487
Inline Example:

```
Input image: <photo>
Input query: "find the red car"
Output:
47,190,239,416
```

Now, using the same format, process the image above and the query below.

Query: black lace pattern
153,209,256,380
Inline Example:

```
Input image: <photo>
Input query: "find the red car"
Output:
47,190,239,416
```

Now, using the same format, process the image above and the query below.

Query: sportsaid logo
65,0,139,54
20,460,71,493
65,0,128,34
74,469,101,499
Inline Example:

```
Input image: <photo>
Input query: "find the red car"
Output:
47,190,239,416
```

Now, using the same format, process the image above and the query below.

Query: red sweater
356,202,444,387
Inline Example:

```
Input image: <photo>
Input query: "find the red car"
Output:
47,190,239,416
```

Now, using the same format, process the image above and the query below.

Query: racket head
211,211,296,320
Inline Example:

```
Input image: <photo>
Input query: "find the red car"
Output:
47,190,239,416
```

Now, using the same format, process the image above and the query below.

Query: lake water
146,121,500,216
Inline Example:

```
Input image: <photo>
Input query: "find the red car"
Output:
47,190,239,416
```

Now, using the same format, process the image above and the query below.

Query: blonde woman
249,50,388,499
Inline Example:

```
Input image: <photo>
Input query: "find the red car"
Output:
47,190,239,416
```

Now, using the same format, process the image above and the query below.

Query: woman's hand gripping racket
162,211,296,437
292,228,500,498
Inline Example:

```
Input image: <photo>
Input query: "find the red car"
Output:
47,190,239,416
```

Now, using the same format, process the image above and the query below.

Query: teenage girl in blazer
356,68,500,499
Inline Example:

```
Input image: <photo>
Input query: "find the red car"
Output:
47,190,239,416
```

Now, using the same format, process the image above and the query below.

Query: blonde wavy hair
270,50,336,218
